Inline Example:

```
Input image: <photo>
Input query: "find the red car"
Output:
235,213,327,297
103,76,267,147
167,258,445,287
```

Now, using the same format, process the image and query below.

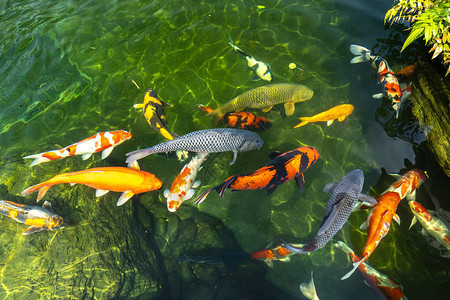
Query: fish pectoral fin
117,191,135,206
358,194,377,205
268,151,283,160
323,183,337,193
267,185,278,196
279,256,291,263
388,173,402,179
42,200,52,211
359,220,369,231
261,106,273,113
251,75,262,81
421,228,429,237
337,116,346,122
163,189,170,198
192,180,201,189
229,151,238,165
127,160,140,170
372,93,384,99
409,216,417,229
101,147,114,160
264,260,274,268
284,102,295,116
96,189,109,197
23,225,43,235
393,213,401,225
406,190,416,202
327,119,334,126
81,153,93,160
185,189,196,200
133,103,144,109
69,183,77,186
295,174,305,192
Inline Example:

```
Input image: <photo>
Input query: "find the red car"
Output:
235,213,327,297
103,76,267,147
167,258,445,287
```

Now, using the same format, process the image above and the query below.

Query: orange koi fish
409,201,450,251
335,241,407,300
0,200,65,235
195,146,319,204
342,169,426,280
164,152,208,212
293,104,354,128
197,104,272,131
23,130,132,167
395,64,416,80
250,242,303,268
21,164,162,206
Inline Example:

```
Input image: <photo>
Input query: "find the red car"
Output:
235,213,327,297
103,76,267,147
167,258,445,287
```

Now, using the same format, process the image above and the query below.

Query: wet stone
181,282,214,300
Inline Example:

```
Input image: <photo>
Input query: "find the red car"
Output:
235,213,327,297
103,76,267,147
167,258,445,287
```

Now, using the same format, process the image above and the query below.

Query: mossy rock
410,59,450,177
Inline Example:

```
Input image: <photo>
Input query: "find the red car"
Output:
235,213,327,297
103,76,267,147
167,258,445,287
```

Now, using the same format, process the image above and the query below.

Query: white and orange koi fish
164,152,208,212
409,201,450,251
342,169,426,280
23,130,132,167
335,241,407,300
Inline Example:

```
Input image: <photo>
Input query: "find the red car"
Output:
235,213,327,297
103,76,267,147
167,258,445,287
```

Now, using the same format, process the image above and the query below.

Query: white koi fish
409,201,450,251
23,130,132,167
164,152,208,212
228,36,273,82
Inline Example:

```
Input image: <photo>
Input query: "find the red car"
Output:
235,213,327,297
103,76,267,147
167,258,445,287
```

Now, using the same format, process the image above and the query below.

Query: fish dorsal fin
42,200,52,211
268,151,283,160
284,102,295,116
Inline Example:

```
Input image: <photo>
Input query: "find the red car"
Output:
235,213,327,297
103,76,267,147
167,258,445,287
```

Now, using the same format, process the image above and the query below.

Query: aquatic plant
385,0,450,76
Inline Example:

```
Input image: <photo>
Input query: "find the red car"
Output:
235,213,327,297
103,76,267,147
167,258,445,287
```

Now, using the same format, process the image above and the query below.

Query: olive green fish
208,83,314,123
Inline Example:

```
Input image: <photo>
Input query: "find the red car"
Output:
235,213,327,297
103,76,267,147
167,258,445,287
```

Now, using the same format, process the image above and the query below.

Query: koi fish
126,128,263,166
23,130,132,167
280,169,376,254
300,271,320,300
164,152,208,212
395,64,416,80
207,83,314,123
133,88,179,140
250,242,303,268
342,169,426,280
0,200,65,235
293,104,354,128
194,146,319,204
228,36,273,82
335,241,407,300
197,104,272,131
409,200,450,251
21,164,162,206
350,45,402,118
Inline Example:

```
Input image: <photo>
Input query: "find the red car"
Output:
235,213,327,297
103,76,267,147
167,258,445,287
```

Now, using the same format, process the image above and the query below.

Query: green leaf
424,25,432,42
401,27,425,52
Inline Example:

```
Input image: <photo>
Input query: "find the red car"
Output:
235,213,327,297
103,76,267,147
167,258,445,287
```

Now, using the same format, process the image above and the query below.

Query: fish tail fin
350,44,371,63
125,149,153,164
21,183,51,202
23,153,51,167
300,271,318,300
197,104,213,113
206,108,225,124
278,237,305,254
341,254,367,280
293,117,310,128
194,176,237,205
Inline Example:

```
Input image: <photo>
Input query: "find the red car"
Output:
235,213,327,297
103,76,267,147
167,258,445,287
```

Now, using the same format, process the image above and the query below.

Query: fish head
292,85,314,103
115,130,132,143
143,173,163,191
343,169,364,188
144,88,159,103
239,132,264,152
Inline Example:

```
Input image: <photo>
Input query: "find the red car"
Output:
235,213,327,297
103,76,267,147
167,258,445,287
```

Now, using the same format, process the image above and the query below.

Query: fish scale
126,128,263,164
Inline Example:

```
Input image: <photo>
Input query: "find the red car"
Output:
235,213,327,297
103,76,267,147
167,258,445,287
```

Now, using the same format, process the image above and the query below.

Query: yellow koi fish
134,89,179,140
0,200,65,235
207,83,314,123
293,104,354,128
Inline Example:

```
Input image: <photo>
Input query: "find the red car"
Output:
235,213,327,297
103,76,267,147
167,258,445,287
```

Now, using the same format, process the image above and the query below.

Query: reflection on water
0,0,449,299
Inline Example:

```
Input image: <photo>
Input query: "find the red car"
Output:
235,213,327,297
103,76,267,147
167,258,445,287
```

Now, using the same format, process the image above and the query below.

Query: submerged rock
410,59,450,177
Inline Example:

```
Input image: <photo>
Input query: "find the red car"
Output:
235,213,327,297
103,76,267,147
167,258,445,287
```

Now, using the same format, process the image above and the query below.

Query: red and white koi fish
350,45,402,118
409,201,450,251
335,241,407,300
0,200,65,235
23,130,132,167
21,163,162,206
342,169,426,280
250,242,303,268
164,152,208,212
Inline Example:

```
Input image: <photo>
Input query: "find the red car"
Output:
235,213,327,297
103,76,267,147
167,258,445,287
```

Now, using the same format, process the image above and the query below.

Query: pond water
0,0,449,299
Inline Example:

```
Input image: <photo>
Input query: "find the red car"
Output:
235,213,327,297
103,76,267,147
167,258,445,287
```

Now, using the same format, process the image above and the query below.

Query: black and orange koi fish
197,104,272,131
194,146,319,204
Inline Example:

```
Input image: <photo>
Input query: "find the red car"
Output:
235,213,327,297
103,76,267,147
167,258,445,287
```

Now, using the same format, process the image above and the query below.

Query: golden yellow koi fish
293,104,354,128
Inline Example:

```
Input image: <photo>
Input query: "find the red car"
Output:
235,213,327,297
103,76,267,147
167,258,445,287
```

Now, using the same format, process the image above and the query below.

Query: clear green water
0,0,449,299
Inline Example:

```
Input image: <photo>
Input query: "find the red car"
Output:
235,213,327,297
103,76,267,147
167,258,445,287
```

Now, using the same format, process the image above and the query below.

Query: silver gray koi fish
279,169,376,253
125,128,263,165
